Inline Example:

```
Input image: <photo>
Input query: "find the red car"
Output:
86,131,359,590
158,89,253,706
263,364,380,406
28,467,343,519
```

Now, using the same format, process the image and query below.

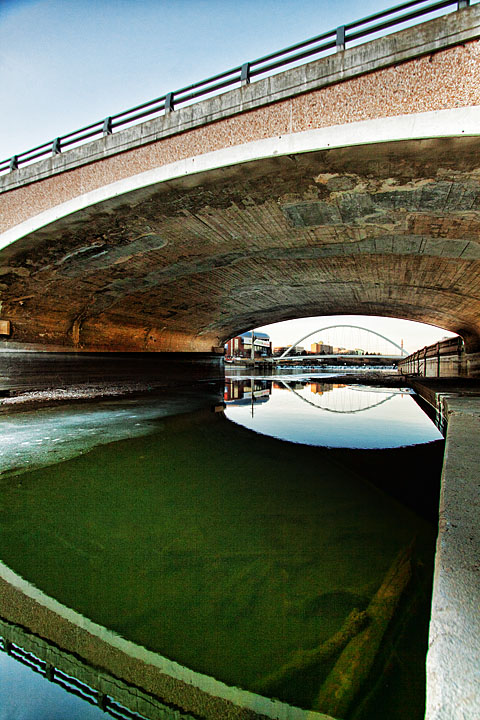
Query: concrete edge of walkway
411,385,480,720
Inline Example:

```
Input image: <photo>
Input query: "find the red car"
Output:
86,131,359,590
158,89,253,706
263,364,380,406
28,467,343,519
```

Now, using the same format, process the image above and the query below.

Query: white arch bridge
274,324,409,361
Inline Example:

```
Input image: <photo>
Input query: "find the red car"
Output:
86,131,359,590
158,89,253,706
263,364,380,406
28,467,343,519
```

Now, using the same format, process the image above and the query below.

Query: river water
0,376,444,720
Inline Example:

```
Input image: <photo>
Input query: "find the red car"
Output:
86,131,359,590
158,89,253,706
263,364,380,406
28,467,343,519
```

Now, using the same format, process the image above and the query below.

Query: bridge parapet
1,0,479,196
1,4,480,220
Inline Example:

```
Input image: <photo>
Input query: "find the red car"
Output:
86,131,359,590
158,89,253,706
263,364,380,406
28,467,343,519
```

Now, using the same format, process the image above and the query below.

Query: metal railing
0,0,472,175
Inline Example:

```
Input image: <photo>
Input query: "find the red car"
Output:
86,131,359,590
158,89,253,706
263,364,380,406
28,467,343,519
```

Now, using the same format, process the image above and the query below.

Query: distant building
225,331,272,358
273,345,305,356
310,342,333,354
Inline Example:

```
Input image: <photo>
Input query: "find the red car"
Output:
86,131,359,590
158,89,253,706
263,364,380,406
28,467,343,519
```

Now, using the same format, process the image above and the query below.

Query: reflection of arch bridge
277,325,409,359
281,382,397,414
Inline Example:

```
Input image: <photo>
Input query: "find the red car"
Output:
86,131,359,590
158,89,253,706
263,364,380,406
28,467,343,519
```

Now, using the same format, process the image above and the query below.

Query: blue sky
0,0,459,350
0,0,437,161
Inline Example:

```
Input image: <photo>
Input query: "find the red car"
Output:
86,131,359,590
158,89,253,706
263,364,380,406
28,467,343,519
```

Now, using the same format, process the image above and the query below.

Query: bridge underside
2,135,480,353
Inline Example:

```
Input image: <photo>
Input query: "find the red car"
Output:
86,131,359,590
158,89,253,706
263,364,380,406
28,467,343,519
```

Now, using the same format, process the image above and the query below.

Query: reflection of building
309,382,346,395
225,332,271,358
224,380,272,403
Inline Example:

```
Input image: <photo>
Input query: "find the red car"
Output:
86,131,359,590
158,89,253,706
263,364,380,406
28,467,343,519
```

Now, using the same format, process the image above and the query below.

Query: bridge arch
278,325,409,358
0,110,480,353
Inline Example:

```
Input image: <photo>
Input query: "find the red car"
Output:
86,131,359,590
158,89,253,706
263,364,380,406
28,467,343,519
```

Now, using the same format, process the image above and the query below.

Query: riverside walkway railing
398,336,464,375
0,0,473,175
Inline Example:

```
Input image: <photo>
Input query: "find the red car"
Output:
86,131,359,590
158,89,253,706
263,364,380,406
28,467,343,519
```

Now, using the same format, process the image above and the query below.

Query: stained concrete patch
58,234,167,277
282,201,342,227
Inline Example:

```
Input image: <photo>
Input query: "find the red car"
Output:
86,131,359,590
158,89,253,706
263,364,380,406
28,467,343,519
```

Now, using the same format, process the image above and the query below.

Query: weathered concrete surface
425,395,480,720
1,134,480,353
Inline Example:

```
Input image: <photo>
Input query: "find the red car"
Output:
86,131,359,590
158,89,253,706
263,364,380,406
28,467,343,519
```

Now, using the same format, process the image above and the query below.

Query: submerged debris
314,543,413,718
256,607,368,696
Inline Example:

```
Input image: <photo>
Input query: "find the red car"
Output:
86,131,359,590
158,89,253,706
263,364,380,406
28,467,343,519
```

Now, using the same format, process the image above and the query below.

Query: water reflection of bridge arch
279,325,409,359
281,382,398,414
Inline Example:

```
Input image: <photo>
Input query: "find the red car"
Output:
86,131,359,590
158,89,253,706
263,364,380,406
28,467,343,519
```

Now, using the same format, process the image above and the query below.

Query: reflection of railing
0,637,146,720
0,634,188,720
281,382,397,414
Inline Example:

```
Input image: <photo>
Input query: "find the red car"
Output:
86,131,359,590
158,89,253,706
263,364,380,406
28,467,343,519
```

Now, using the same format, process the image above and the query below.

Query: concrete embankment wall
409,384,480,720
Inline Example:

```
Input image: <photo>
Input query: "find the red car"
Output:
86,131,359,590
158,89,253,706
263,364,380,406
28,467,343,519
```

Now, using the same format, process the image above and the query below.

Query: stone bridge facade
1,5,480,353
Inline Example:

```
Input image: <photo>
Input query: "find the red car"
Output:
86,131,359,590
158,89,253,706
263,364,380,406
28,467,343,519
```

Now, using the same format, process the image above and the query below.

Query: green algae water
0,381,444,719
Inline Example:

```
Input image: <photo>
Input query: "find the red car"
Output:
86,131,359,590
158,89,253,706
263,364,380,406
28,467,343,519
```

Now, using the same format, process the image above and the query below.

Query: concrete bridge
1,3,480,359
1,5,480,720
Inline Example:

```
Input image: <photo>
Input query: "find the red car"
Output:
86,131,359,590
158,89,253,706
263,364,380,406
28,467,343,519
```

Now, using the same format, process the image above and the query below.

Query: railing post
9,155,18,171
52,137,61,156
458,0,470,8
97,692,108,711
241,62,251,86
165,92,174,113
336,25,346,51
102,116,112,136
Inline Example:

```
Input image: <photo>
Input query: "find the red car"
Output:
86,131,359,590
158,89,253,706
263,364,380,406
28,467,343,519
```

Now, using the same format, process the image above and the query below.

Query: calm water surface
0,379,444,719
224,378,442,448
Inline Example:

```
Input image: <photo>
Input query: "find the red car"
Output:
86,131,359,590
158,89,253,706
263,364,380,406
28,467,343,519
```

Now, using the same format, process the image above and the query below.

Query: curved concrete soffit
0,560,332,720
1,105,480,255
